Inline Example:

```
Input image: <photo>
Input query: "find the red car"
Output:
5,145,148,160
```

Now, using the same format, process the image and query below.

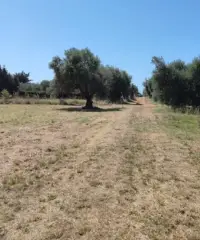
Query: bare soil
0,100,200,240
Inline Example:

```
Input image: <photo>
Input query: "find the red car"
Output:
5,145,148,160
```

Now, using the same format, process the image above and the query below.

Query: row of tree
0,65,31,94
49,48,139,108
19,80,52,97
1,48,139,107
0,65,53,97
143,56,200,107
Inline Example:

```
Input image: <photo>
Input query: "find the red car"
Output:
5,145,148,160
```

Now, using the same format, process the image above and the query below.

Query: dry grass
1,99,200,239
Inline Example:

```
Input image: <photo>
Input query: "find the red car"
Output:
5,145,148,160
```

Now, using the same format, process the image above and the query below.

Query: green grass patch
78,116,90,123
155,105,200,140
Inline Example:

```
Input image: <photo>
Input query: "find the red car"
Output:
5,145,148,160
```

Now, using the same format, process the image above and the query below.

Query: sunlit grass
155,105,200,140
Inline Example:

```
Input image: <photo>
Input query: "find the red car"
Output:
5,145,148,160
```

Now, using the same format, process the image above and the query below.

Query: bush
1,89,11,103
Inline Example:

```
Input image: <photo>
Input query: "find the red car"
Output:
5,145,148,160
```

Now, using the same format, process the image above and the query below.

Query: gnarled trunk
83,95,93,109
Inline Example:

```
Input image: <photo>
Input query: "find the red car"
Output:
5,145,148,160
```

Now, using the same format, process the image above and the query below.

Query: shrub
1,89,11,103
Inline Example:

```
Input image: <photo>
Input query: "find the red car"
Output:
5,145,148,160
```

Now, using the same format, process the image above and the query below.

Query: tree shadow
57,106,122,112
135,102,143,105
125,101,143,106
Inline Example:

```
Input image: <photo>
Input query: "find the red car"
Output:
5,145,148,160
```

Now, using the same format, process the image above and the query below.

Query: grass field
1,99,200,240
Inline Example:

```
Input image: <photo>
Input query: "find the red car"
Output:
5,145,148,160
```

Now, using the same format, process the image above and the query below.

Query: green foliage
0,65,31,94
13,71,30,84
98,66,138,101
0,47,139,103
1,89,10,99
0,66,17,93
144,56,200,108
19,83,40,92
102,66,131,102
45,79,58,98
40,80,50,92
129,83,139,99
49,48,102,108
49,48,137,105
1,89,11,104
187,58,200,106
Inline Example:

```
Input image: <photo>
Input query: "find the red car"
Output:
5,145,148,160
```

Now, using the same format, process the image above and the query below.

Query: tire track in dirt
113,102,200,240
3,102,200,240
40,106,135,239
34,105,145,240
1,105,136,240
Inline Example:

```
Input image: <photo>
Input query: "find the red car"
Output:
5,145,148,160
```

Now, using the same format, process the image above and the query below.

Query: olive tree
49,48,102,108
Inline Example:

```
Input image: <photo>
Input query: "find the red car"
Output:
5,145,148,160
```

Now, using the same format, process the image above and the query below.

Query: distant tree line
18,80,52,98
49,47,139,108
143,56,200,108
0,48,140,107
0,65,30,94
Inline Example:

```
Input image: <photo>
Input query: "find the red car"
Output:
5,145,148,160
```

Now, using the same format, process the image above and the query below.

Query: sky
1,0,200,92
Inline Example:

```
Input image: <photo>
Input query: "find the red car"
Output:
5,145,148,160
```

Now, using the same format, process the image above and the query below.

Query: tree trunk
83,95,93,109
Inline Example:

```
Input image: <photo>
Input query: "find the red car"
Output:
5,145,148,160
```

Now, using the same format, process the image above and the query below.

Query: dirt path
1,103,200,239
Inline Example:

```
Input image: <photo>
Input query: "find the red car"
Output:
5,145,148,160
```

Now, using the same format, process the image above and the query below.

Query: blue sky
1,0,200,92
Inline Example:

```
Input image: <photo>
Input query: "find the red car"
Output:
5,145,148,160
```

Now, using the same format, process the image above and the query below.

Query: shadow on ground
57,106,122,112
125,101,143,106
135,102,143,105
